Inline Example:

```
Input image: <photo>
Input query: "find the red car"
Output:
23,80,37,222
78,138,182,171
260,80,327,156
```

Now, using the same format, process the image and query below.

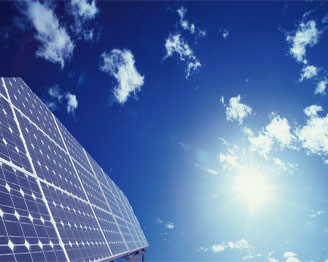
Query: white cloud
100,49,144,104
284,252,301,262
219,153,240,170
165,221,176,230
48,85,63,102
296,105,328,156
210,239,250,254
25,1,74,68
248,114,295,157
70,0,98,21
266,114,295,149
156,218,164,224
177,6,206,37
211,244,226,253
219,28,230,39
299,65,318,82
315,79,328,95
164,33,201,79
310,210,325,218
249,131,273,157
224,95,253,125
45,85,78,115
287,20,320,63
233,239,250,249
304,105,323,118
272,158,298,174
197,247,209,252
66,93,78,114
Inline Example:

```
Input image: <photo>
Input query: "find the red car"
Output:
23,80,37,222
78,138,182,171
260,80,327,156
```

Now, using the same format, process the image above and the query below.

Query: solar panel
0,77,148,261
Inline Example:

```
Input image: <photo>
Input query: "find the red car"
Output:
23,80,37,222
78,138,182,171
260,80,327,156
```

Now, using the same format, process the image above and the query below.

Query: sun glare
233,168,273,211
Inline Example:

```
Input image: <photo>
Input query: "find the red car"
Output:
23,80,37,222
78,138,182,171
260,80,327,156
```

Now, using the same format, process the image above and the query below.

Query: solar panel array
0,77,148,262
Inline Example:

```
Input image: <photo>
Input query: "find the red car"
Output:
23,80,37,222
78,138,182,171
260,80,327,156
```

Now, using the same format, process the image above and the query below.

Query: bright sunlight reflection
233,168,273,211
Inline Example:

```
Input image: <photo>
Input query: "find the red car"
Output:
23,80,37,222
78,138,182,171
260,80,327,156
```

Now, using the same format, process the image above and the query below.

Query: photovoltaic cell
0,163,67,262
4,78,64,149
0,77,148,261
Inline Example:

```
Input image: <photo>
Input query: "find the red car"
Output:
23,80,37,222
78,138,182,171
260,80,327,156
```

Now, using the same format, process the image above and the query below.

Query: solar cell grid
0,79,7,99
17,112,86,199
72,160,109,212
0,96,32,173
0,163,67,262
42,184,112,262
0,77,148,261
55,119,92,174
4,78,64,149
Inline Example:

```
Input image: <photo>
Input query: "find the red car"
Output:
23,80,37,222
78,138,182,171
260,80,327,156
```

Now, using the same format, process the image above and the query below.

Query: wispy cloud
22,1,74,68
266,114,295,149
284,251,301,262
177,6,206,38
272,157,298,175
203,239,251,254
286,20,320,64
66,92,78,114
165,221,176,230
296,105,328,156
247,114,295,157
100,49,144,104
223,95,253,125
315,79,328,95
299,65,318,82
70,0,98,21
69,0,99,41
310,210,325,218
219,28,230,39
164,33,201,79
45,85,78,115
219,153,240,170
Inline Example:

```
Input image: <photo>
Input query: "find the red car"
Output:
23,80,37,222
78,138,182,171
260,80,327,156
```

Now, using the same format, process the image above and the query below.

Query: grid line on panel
52,113,114,258
83,149,129,252
1,77,70,262
113,191,138,249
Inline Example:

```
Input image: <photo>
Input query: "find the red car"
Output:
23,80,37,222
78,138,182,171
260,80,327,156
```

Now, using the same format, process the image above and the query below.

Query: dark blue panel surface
3,78,65,149
42,183,112,262
72,160,109,212
55,119,92,174
0,96,31,173
0,161,67,261
0,79,7,99
93,208,127,256
16,111,87,200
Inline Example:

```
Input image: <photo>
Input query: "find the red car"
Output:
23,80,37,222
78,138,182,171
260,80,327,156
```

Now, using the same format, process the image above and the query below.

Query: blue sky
1,1,328,261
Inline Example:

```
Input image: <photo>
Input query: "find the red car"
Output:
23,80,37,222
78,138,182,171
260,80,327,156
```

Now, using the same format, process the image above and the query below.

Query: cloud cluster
219,28,230,39
100,49,144,104
222,95,253,125
24,1,75,68
219,153,240,170
45,85,78,114
299,65,318,82
209,239,250,253
164,6,205,79
17,0,100,68
69,0,99,41
70,0,98,22
164,34,201,79
287,20,319,64
177,6,206,38
284,251,301,262
296,105,328,156
156,218,176,230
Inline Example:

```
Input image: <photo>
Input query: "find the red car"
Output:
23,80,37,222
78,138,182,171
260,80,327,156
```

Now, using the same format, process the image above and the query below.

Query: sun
233,168,273,211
